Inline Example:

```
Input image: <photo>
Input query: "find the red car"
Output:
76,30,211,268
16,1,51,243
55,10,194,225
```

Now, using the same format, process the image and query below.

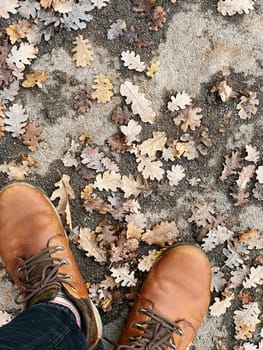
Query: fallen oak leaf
245,145,260,163
237,91,259,120
173,107,203,132
210,80,237,102
120,81,156,124
168,91,192,111
236,165,255,190
110,265,137,287
146,60,160,78
22,71,49,88
138,131,167,158
50,174,76,230
148,6,166,31
4,103,28,137
120,119,142,145
74,89,92,113
209,293,234,317
142,221,179,246
0,159,31,180
77,227,107,263
121,174,145,198
94,171,122,192
107,134,130,154
111,105,133,125
256,166,263,184
217,0,256,16
6,22,26,44
72,35,93,68
0,0,19,19
91,74,113,103
233,302,260,340
6,42,38,71
20,122,45,151
121,50,145,72
137,155,164,181
167,164,185,186
91,0,110,9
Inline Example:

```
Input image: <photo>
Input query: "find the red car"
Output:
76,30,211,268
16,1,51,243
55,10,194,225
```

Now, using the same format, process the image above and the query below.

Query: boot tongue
28,285,61,307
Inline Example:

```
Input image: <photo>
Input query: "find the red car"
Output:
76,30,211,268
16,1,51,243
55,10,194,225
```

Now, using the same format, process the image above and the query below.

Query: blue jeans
0,303,88,350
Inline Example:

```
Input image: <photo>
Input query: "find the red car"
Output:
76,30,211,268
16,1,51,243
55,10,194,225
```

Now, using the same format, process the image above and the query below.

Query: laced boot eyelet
71,285,78,292
55,246,65,251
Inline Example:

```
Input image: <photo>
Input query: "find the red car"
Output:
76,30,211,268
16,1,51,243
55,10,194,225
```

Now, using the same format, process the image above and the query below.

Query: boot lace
15,245,75,304
117,307,185,350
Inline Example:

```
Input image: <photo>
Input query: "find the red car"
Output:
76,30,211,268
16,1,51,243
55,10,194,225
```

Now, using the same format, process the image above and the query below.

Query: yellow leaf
91,74,113,103
6,23,26,44
146,60,160,78
126,222,143,240
72,35,93,68
22,71,49,88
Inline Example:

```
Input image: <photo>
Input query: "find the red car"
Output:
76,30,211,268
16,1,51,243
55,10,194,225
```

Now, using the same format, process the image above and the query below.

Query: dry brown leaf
111,105,133,125
146,60,160,78
107,134,130,154
138,131,167,158
95,219,116,247
91,74,113,103
72,35,93,68
22,71,49,88
231,188,250,207
120,81,156,124
74,89,92,113
142,221,179,246
148,6,166,31
6,23,26,44
210,80,237,102
167,164,185,186
77,227,107,263
50,174,76,230
237,92,259,120
20,122,44,151
173,107,203,132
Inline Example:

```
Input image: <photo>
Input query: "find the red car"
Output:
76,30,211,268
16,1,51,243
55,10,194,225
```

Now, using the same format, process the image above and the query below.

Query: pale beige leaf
138,131,167,158
22,71,49,88
243,266,263,289
0,311,12,326
211,266,227,292
243,343,259,350
110,265,137,287
72,35,93,68
209,294,234,316
173,107,203,132
77,227,107,263
146,60,160,78
211,80,236,102
6,23,26,44
120,81,156,124
138,249,158,272
239,229,263,250
167,91,192,111
6,43,38,71
202,225,234,252
245,145,260,163
121,50,145,72
95,171,122,191
120,119,142,145
229,265,249,289
217,0,256,16
5,103,28,137
256,166,263,184
237,92,259,120
121,174,144,198
0,160,30,180
91,74,113,103
137,155,164,181
0,0,19,18
91,0,109,9
126,221,143,239
142,221,179,246
167,164,185,186
236,165,255,190
53,0,74,13
233,302,260,340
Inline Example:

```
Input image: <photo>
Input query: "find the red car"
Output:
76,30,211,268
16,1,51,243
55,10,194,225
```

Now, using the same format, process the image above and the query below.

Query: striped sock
49,291,81,328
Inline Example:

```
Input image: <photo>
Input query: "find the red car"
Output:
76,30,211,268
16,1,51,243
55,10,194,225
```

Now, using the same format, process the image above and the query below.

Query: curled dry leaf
91,74,113,103
237,92,259,120
217,0,256,16
167,164,185,186
107,134,130,154
22,71,49,88
77,227,107,263
121,50,145,72
50,174,76,230
72,35,93,68
21,122,44,151
174,107,203,132
142,221,179,246
220,151,242,181
211,80,237,102
236,165,255,190
168,91,192,112
120,81,156,124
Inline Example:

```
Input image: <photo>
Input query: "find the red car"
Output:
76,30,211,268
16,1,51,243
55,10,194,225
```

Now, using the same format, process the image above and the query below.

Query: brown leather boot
117,244,211,349
0,182,102,349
